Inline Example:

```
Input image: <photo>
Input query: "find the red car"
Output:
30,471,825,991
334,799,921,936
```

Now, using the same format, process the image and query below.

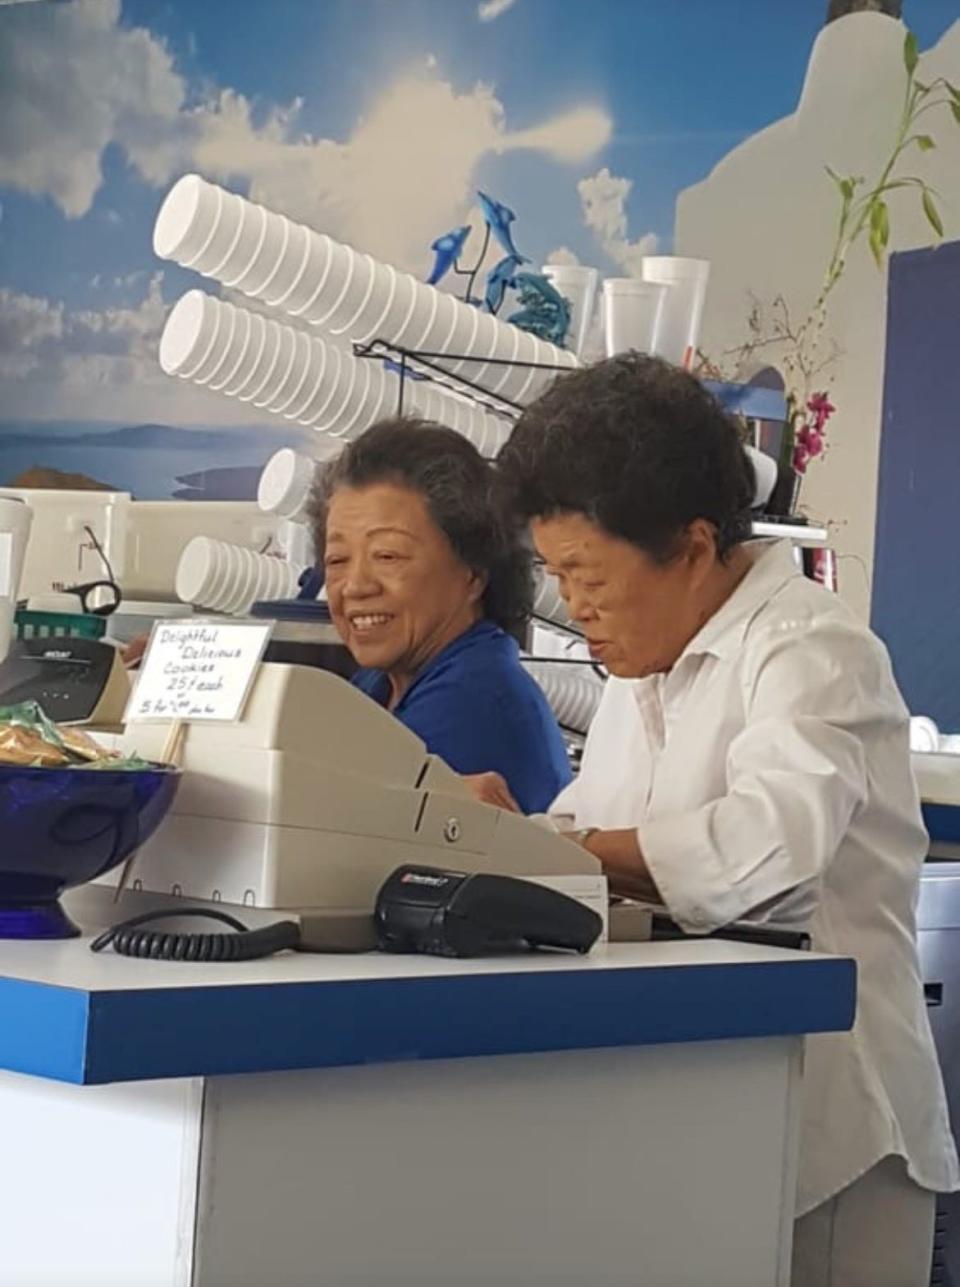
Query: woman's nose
341,559,379,597
564,585,596,624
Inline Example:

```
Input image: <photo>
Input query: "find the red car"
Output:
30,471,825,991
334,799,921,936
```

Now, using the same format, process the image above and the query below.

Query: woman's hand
120,634,149,668
462,772,520,813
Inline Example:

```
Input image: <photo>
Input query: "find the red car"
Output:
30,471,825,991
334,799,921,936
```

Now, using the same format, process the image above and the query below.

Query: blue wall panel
872,241,960,730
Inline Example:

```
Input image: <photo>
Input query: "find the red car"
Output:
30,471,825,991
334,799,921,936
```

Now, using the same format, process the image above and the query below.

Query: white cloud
189,76,610,273
0,0,612,274
112,270,148,289
0,274,269,424
544,246,581,267
0,285,64,376
577,167,658,275
0,0,186,217
507,106,611,164
0,285,63,348
478,0,517,20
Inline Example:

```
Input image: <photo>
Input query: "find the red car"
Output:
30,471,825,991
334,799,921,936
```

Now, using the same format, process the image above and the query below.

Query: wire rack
352,336,571,421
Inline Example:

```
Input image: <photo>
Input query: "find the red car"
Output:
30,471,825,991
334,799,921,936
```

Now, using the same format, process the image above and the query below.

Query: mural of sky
0,0,956,496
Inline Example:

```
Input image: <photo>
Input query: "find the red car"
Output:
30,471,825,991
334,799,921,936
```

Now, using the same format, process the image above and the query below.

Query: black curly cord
90,908,301,962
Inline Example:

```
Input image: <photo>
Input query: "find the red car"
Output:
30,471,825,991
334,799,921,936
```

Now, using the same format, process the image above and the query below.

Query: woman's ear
684,519,720,582
466,567,489,605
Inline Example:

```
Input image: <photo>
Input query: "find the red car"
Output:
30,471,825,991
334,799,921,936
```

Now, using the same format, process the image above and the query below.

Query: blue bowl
0,764,180,939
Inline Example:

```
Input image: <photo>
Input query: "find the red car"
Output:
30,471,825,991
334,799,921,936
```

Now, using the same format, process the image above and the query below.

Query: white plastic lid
175,536,215,605
603,277,666,295
257,448,317,519
910,716,941,754
743,445,778,509
640,256,711,281
159,290,211,375
541,264,598,281
153,173,207,260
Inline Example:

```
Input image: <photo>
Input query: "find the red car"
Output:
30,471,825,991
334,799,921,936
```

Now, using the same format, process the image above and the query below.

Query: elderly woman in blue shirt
309,417,570,814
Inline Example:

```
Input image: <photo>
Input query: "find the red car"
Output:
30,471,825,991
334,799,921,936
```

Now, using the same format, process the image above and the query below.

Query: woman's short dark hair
495,353,756,561
309,417,533,632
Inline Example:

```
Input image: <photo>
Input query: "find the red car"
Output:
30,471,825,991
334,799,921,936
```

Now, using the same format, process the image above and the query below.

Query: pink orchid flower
806,392,835,432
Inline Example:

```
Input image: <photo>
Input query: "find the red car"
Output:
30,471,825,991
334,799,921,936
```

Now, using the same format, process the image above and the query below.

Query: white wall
675,13,960,620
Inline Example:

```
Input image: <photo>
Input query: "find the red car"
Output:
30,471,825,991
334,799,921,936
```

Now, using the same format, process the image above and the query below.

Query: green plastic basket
14,610,106,642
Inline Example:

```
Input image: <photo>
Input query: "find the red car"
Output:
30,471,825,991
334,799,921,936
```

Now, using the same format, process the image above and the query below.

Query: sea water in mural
0,421,316,501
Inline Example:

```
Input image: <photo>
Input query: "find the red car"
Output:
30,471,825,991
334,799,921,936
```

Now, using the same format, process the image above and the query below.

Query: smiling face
324,482,484,691
532,512,728,679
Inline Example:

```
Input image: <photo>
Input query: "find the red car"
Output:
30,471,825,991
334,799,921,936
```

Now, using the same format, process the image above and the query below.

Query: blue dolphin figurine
514,271,567,311
483,254,524,314
427,225,471,286
477,192,528,262
507,272,572,347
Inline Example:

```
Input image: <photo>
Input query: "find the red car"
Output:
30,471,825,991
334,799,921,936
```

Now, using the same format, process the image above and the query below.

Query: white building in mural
675,12,960,620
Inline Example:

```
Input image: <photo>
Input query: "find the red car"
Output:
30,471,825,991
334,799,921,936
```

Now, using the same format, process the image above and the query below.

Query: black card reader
374,865,603,958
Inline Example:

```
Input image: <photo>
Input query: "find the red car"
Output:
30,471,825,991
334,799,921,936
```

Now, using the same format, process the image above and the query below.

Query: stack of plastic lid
159,291,512,457
522,660,605,736
532,565,578,633
153,173,578,409
175,536,298,616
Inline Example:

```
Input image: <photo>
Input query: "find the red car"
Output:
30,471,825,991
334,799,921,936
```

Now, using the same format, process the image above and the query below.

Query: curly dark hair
309,417,533,633
496,353,756,562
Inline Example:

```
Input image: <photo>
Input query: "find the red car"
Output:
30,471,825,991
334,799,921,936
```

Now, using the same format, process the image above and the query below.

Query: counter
1,887,855,1287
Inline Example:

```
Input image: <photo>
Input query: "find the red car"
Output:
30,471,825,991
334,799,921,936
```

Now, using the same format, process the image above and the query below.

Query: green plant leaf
922,188,944,238
868,201,889,267
915,134,936,152
825,166,855,201
904,30,919,76
945,80,960,105
876,177,927,193
951,101,960,127
871,199,890,245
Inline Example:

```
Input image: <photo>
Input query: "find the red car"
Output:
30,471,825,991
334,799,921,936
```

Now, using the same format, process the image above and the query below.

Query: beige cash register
103,662,605,923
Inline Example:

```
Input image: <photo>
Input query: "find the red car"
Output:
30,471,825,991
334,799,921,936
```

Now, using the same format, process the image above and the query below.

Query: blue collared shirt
351,619,571,814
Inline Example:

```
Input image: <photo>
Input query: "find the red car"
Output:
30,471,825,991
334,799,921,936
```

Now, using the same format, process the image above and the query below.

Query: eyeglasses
61,579,121,617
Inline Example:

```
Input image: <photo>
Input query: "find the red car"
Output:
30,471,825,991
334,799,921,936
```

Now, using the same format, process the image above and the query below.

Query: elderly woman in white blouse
495,353,958,1287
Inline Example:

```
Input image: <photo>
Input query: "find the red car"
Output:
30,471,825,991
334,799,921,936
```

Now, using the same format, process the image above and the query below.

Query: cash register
100,662,606,924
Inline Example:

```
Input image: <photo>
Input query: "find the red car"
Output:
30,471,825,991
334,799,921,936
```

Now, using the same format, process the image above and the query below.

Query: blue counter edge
0,955,856,1086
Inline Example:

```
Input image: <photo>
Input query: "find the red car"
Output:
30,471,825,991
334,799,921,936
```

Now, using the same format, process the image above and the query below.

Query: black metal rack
352,336,571,422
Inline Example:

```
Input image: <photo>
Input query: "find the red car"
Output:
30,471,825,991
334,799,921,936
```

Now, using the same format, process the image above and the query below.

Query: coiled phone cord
90,908,300,962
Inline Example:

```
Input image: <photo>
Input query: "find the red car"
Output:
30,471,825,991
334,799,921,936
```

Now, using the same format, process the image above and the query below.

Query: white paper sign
125,620,272,724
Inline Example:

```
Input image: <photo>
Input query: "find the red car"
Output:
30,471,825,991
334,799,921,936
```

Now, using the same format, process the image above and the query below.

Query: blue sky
0,0,957,427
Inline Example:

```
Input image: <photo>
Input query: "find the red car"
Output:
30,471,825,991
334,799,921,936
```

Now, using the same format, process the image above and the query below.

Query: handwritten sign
125,620,272,724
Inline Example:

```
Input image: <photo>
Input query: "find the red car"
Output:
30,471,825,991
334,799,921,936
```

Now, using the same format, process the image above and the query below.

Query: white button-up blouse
551,540,959,1213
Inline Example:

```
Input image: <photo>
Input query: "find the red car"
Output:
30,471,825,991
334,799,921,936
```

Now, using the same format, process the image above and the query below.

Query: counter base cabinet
918,861,960,1286
2,1037,802,1287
